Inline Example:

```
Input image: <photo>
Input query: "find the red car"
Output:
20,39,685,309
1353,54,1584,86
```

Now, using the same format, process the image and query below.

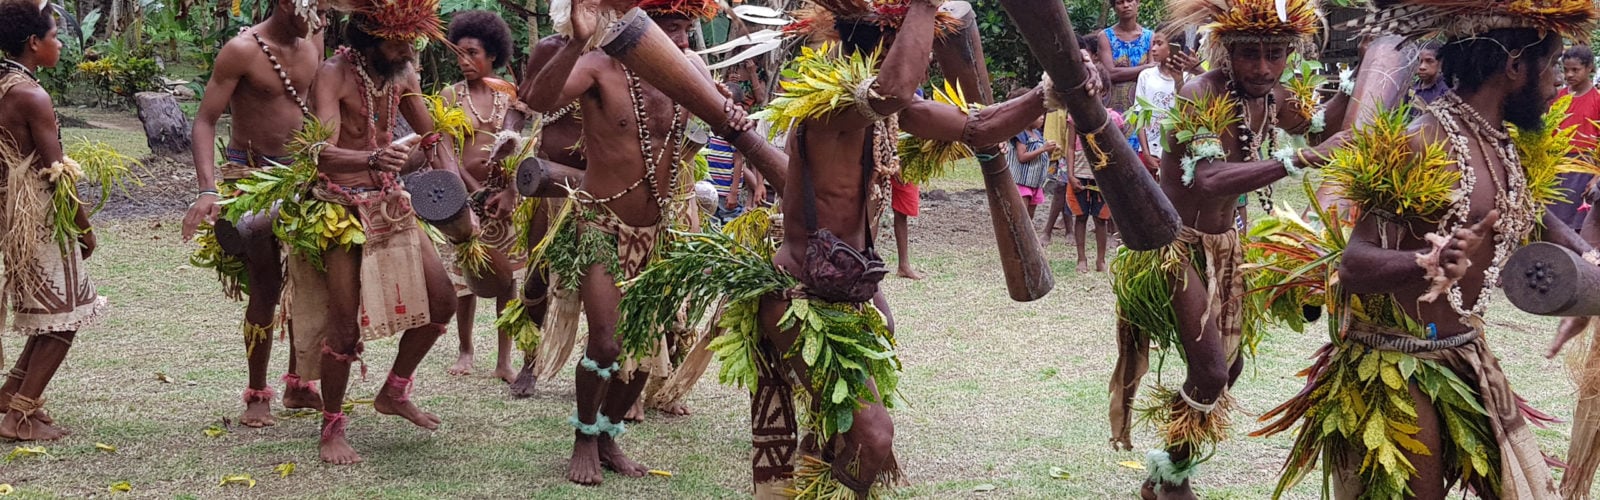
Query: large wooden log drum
598,7,787,192
933,1,1053,302
995,0,1181,251
1503,242,1600,317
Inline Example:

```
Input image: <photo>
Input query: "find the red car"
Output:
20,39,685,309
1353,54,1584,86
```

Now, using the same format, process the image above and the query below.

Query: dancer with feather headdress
1102,0,1351,496
1252,0,1600,497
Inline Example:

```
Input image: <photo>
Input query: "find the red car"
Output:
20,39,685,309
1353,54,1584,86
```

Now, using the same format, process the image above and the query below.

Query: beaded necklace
341,47,399,150
0,59,37,83
1428,91,1538,323
1228,79,1279,212
624,68,686,210
455,81,508,128
248,28,311,118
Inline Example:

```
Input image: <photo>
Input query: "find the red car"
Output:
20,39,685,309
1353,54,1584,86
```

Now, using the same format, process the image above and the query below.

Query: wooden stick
994,0,1180,251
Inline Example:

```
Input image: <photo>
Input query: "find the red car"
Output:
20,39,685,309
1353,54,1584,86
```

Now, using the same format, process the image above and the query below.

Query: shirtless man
0,0,108,441
1109,0,1345,496
180,0,326,428
1264,25,1593,498
307,1,463,464
522,0,732,484
440,10,533,386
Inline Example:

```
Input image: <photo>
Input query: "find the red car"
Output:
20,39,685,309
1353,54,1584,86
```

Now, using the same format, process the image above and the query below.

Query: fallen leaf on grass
108,481,131,493
203,424,228,438
5,446,47,461
1048,466,1071,480
341,398,374,414
275,462,296,478
155,372,175,383
95,442,117,453
1118,460,1146,470
647,469,673,478
277,409,318,419
973,483,997,492
0,484,12,495
219,474,256,488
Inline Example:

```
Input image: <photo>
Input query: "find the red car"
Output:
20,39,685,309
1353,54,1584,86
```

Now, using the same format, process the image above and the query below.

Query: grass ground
0,140,1594,499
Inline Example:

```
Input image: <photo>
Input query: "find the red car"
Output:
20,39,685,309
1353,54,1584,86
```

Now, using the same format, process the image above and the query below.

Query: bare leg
318,247,364,465
1142,262,1231,500
509,273,550,398
1043,187,1066,246
448,294,476,376
0,333,74,441
1074,215,1090,274
569,262,637,485
374,240,453,430
1094,217,1110,273
241,235,284,427
1108,319,1149,451
893,212,922,280
493,295,517,384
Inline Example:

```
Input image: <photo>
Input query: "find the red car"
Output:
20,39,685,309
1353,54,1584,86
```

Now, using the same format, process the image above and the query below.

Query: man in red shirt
1556,44,1600,230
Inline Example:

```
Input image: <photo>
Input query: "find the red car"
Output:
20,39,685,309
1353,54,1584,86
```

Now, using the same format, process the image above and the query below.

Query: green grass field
0,133,1594,498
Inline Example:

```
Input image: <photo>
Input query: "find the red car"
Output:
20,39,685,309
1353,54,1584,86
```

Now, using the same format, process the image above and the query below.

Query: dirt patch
908,188,1004,250
86,155,195,218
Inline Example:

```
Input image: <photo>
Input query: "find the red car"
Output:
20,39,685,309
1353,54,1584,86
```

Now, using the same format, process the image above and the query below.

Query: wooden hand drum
404,169,476,244
514,157,586,198
1503,242,1600,317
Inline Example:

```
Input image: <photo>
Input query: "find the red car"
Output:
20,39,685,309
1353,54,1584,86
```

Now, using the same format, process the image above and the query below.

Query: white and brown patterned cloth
0,72,108,337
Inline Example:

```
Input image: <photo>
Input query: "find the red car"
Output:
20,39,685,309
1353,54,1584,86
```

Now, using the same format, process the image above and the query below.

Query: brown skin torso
315,54,428,189
212,28,320,158
567,53,687,227
1159,69,1311,234
773,123,875,272
446,78,516,184
1359,117,1510,337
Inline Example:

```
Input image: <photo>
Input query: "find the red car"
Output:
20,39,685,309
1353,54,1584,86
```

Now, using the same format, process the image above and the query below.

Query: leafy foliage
1510,93,1600,211
897,80,978,185
751,44,881,137
1323,103,1458,222
972,0,1169,96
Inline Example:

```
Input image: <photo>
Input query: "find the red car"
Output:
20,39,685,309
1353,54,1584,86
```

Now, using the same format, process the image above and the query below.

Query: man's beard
369,52,412,81
1505,77,1548,131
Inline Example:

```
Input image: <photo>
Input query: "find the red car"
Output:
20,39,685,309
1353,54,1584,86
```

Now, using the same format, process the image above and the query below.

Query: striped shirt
706,136,737,196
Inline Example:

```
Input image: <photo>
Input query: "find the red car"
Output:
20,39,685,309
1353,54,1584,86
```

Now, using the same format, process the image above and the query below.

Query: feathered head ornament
340,0,446,41
1168,0,1321,62
785,0,961,41
636,0,720,20
1349,0,1597,42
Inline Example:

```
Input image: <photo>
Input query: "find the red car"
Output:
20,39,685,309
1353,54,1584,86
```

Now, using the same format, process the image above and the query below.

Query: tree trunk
134,92,192,158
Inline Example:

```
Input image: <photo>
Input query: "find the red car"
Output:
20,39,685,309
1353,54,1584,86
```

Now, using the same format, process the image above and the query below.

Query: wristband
1584,249,1600,267
367,151,381,170
197,190,220,200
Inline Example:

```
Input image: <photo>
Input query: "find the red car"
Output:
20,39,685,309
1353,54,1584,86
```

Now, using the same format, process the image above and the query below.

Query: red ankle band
242,387,277,404
322,411,349,441
384,372,414,405
281,373,320,392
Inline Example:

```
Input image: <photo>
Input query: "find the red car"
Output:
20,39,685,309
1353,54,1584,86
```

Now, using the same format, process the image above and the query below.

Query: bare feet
649,401,692,417
509,361,538,399
1041,235,1053,247
623,400,644,423
447,353,474,376
282,383,324,410
569,434,605,485
1096,260,1107,273
0,410,69,441
1077,260,1090,274
896,265,924,280
374,382,442,430
320,417,363,465
0,395,51,425
597,435,648,477
241,398,276,428
493,363,518,385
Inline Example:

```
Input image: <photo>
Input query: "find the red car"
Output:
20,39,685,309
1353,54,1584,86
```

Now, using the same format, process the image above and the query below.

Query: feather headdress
636,0,720,20
1168,0,1321,62
1347,0,1597,42
341,0,446,41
